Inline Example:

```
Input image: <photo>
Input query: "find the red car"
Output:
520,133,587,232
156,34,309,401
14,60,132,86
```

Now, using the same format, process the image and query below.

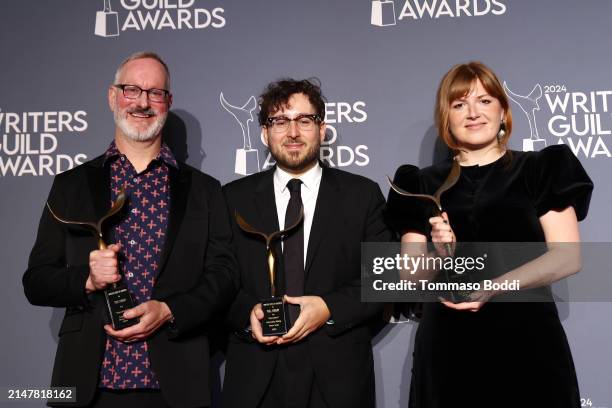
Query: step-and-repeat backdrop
1,1,610,406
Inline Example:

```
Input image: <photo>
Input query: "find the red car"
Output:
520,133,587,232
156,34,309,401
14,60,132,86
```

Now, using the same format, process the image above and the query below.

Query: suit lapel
85,156,112,240
253,168,284,294
305,167,340,276
253,168,280,233
82,157,113,320
157,164,190,278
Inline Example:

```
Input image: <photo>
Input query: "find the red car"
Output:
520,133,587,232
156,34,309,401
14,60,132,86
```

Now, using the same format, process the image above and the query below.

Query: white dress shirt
273,162,323,268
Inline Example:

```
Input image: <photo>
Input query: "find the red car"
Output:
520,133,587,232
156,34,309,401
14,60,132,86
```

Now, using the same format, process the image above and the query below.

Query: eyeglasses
266,114,322,133
114,84,170,103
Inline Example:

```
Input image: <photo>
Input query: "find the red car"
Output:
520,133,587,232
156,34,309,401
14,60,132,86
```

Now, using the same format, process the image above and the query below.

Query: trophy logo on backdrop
95,0,120,37
217,91,372,175
92,0,226,38
370,0,507,26
503,80,612,158
220,93,261,176
503,82,545,152
371,0,397,26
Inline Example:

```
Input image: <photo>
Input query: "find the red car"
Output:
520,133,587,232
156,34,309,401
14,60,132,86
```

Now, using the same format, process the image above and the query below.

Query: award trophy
388,159,472,303
235,207,304,336
46,189,139,329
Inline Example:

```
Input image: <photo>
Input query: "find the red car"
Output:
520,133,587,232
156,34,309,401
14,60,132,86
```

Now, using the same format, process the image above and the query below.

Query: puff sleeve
384,164,432,236
530,144,593,221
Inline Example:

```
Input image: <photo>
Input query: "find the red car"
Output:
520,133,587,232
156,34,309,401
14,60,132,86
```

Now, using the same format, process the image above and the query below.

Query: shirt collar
274,161,323,193
103,140,179,169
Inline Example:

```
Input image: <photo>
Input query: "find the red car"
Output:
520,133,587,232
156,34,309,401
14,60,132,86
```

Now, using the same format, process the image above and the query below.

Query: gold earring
497,120,506,142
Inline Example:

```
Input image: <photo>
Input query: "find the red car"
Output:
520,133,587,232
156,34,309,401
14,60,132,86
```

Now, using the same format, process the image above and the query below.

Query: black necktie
284,178,304,301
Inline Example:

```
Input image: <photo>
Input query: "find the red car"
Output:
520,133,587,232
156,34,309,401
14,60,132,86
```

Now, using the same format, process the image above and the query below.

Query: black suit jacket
23,154,237,407
221,166,391,408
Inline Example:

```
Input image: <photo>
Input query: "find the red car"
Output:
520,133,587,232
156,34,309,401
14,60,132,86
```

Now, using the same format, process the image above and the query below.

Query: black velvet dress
386,144,593,408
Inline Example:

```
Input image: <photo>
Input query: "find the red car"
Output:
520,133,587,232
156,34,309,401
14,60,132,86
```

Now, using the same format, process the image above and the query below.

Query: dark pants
90,389,169,408
257,343,329,408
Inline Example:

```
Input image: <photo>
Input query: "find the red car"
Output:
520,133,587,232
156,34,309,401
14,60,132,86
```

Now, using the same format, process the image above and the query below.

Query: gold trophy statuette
387,159,472,303
46,188,139,329
235,207,304,336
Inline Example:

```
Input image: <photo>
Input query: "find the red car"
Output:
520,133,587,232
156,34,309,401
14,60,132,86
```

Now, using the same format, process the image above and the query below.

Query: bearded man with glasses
23,51,237,407
222,78,391,408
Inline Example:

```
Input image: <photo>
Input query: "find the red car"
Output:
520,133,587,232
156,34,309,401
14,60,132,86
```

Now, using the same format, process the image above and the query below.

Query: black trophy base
104,283,139,330
445,272,474,304
261,297,290,336
448,289,473,304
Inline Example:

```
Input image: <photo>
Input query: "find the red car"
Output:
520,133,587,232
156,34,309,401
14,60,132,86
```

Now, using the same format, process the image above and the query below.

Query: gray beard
114,110,167,142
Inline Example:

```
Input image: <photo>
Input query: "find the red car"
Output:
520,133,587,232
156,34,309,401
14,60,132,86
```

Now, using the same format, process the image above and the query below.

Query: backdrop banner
1,1,610,407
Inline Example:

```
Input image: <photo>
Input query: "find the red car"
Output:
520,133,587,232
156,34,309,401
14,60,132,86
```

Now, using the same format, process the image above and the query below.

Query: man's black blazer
23,154,237,407
221,166,391,408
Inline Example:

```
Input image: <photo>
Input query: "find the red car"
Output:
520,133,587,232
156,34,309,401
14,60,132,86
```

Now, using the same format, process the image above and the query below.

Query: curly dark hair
258,78,326,126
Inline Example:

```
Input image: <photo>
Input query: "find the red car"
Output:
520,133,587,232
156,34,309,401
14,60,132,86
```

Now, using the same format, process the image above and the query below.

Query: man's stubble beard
270,139,321,173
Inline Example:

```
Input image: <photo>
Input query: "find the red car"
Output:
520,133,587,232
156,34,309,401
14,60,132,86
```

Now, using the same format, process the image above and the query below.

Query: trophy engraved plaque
46,188,139,329
388,159,472,303
235,207,304,336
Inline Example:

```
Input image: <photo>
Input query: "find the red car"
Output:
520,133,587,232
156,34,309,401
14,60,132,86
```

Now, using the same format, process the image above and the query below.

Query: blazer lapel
82,157,113,317
157,164,190,278
253,168,280,234
85,156,112,240
252,168,284,294
305,167,340,276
